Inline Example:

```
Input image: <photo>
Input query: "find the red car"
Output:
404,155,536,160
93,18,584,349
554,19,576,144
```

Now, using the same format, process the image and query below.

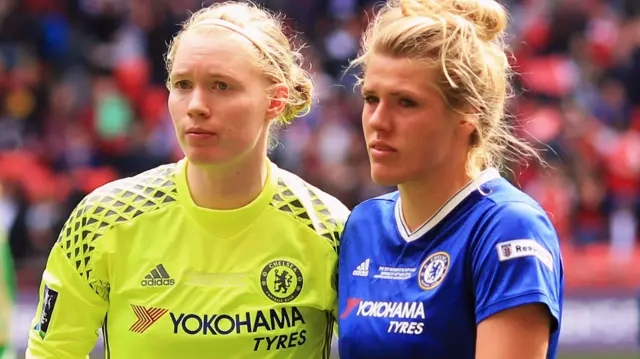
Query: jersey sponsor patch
130,305,168,333
496,239,554,271
130,304,309,351
417,252,450,290
340,299,426,335
260,260,304,303
34,285,58,339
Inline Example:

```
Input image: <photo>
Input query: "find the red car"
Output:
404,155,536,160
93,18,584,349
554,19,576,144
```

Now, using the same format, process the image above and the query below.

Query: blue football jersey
338,169,564,359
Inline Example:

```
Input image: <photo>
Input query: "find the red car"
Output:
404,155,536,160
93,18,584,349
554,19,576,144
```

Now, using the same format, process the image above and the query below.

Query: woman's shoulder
350,191,399,218
59,163,181,245
272,166,351,222
80,163,180,214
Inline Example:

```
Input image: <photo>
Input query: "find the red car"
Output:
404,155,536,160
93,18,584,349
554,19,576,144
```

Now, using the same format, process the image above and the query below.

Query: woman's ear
266,83,289,121
460,114,478,138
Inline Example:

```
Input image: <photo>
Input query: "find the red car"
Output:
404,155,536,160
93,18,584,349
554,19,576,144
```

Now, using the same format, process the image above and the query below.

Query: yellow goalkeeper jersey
26,159,348,359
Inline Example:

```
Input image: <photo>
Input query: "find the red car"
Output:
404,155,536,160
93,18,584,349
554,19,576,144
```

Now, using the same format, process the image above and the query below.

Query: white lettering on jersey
496,239,553,271
350,301,426,336
352,259,370,277
356,301,425,319
373,266,416,280
388,320,424,335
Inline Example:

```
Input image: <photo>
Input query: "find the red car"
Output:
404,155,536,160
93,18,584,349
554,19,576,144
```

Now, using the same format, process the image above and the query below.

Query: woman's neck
398,164,472,233
186,153,268,210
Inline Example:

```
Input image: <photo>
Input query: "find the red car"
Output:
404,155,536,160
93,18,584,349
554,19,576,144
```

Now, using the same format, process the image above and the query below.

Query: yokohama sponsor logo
356,300,425,319
130,305,169,333
340,299,426,336
340,298,426,319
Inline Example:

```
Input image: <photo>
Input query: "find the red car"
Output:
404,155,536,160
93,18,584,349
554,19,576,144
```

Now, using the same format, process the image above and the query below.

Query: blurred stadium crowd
0,0,639,291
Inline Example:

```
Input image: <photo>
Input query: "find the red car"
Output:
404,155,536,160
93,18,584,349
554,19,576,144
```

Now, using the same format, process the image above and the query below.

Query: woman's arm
476,303,551,359
472,202,563,359
26,202,110,359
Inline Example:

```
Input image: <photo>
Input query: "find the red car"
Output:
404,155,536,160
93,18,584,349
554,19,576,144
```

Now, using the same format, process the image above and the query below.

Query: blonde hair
352,0,542,176
165,1,313,126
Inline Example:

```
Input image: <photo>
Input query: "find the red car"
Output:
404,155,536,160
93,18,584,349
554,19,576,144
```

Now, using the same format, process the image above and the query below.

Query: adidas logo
352,259,370,277
141,264,175,287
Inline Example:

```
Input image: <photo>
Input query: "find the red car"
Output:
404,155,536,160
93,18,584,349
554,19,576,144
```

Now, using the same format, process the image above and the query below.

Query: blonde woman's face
361,54,470,186
168,29,273,166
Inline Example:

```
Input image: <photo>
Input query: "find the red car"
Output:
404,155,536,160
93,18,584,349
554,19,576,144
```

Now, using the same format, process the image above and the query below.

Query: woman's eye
363,95,378,104
400,98,416,107
215,81,230,91
174,80,191,90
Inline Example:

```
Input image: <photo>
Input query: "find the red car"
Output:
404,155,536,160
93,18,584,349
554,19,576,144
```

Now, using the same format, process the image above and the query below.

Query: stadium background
1,0,639,357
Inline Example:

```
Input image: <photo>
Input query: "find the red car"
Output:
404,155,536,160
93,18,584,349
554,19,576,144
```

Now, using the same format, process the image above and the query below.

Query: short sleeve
26,196,111,359
472,201,563,332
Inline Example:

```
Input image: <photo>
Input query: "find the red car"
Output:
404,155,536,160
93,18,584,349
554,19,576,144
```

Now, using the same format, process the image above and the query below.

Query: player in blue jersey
338,0,564,359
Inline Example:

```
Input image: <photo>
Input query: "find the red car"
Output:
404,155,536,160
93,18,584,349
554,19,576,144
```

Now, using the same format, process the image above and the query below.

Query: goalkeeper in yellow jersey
26,2,348,358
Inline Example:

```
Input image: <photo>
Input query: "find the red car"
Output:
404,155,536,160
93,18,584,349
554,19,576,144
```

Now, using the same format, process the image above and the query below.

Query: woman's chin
370,167,403,187
184,149,229,167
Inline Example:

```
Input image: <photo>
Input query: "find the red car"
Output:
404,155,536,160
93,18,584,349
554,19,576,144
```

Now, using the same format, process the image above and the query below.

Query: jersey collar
395,168,501,242
175,157,277,239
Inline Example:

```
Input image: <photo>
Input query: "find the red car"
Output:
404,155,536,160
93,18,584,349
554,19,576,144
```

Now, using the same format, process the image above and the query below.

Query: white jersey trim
395,168,501,243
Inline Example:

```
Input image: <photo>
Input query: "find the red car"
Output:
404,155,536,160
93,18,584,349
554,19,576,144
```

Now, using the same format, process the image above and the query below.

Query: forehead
362,54,439,96
171,28,262,77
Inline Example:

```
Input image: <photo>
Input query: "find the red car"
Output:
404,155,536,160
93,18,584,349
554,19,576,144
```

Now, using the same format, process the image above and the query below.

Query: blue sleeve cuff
476,291,560,333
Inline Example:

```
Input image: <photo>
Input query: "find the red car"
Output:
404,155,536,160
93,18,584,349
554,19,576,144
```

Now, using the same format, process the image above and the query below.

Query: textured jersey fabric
26,159,349,359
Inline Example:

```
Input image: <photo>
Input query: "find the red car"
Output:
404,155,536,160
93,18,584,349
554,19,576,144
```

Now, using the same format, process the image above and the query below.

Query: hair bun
280,66,313,124
399,0,508,41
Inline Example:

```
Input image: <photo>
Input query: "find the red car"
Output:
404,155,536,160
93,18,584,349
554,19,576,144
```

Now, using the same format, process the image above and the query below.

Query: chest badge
260,260,304,303
418,251,450,290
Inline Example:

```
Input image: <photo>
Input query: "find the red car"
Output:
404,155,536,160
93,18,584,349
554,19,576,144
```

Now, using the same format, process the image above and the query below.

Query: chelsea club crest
418,251,450,290
260,260,304,303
